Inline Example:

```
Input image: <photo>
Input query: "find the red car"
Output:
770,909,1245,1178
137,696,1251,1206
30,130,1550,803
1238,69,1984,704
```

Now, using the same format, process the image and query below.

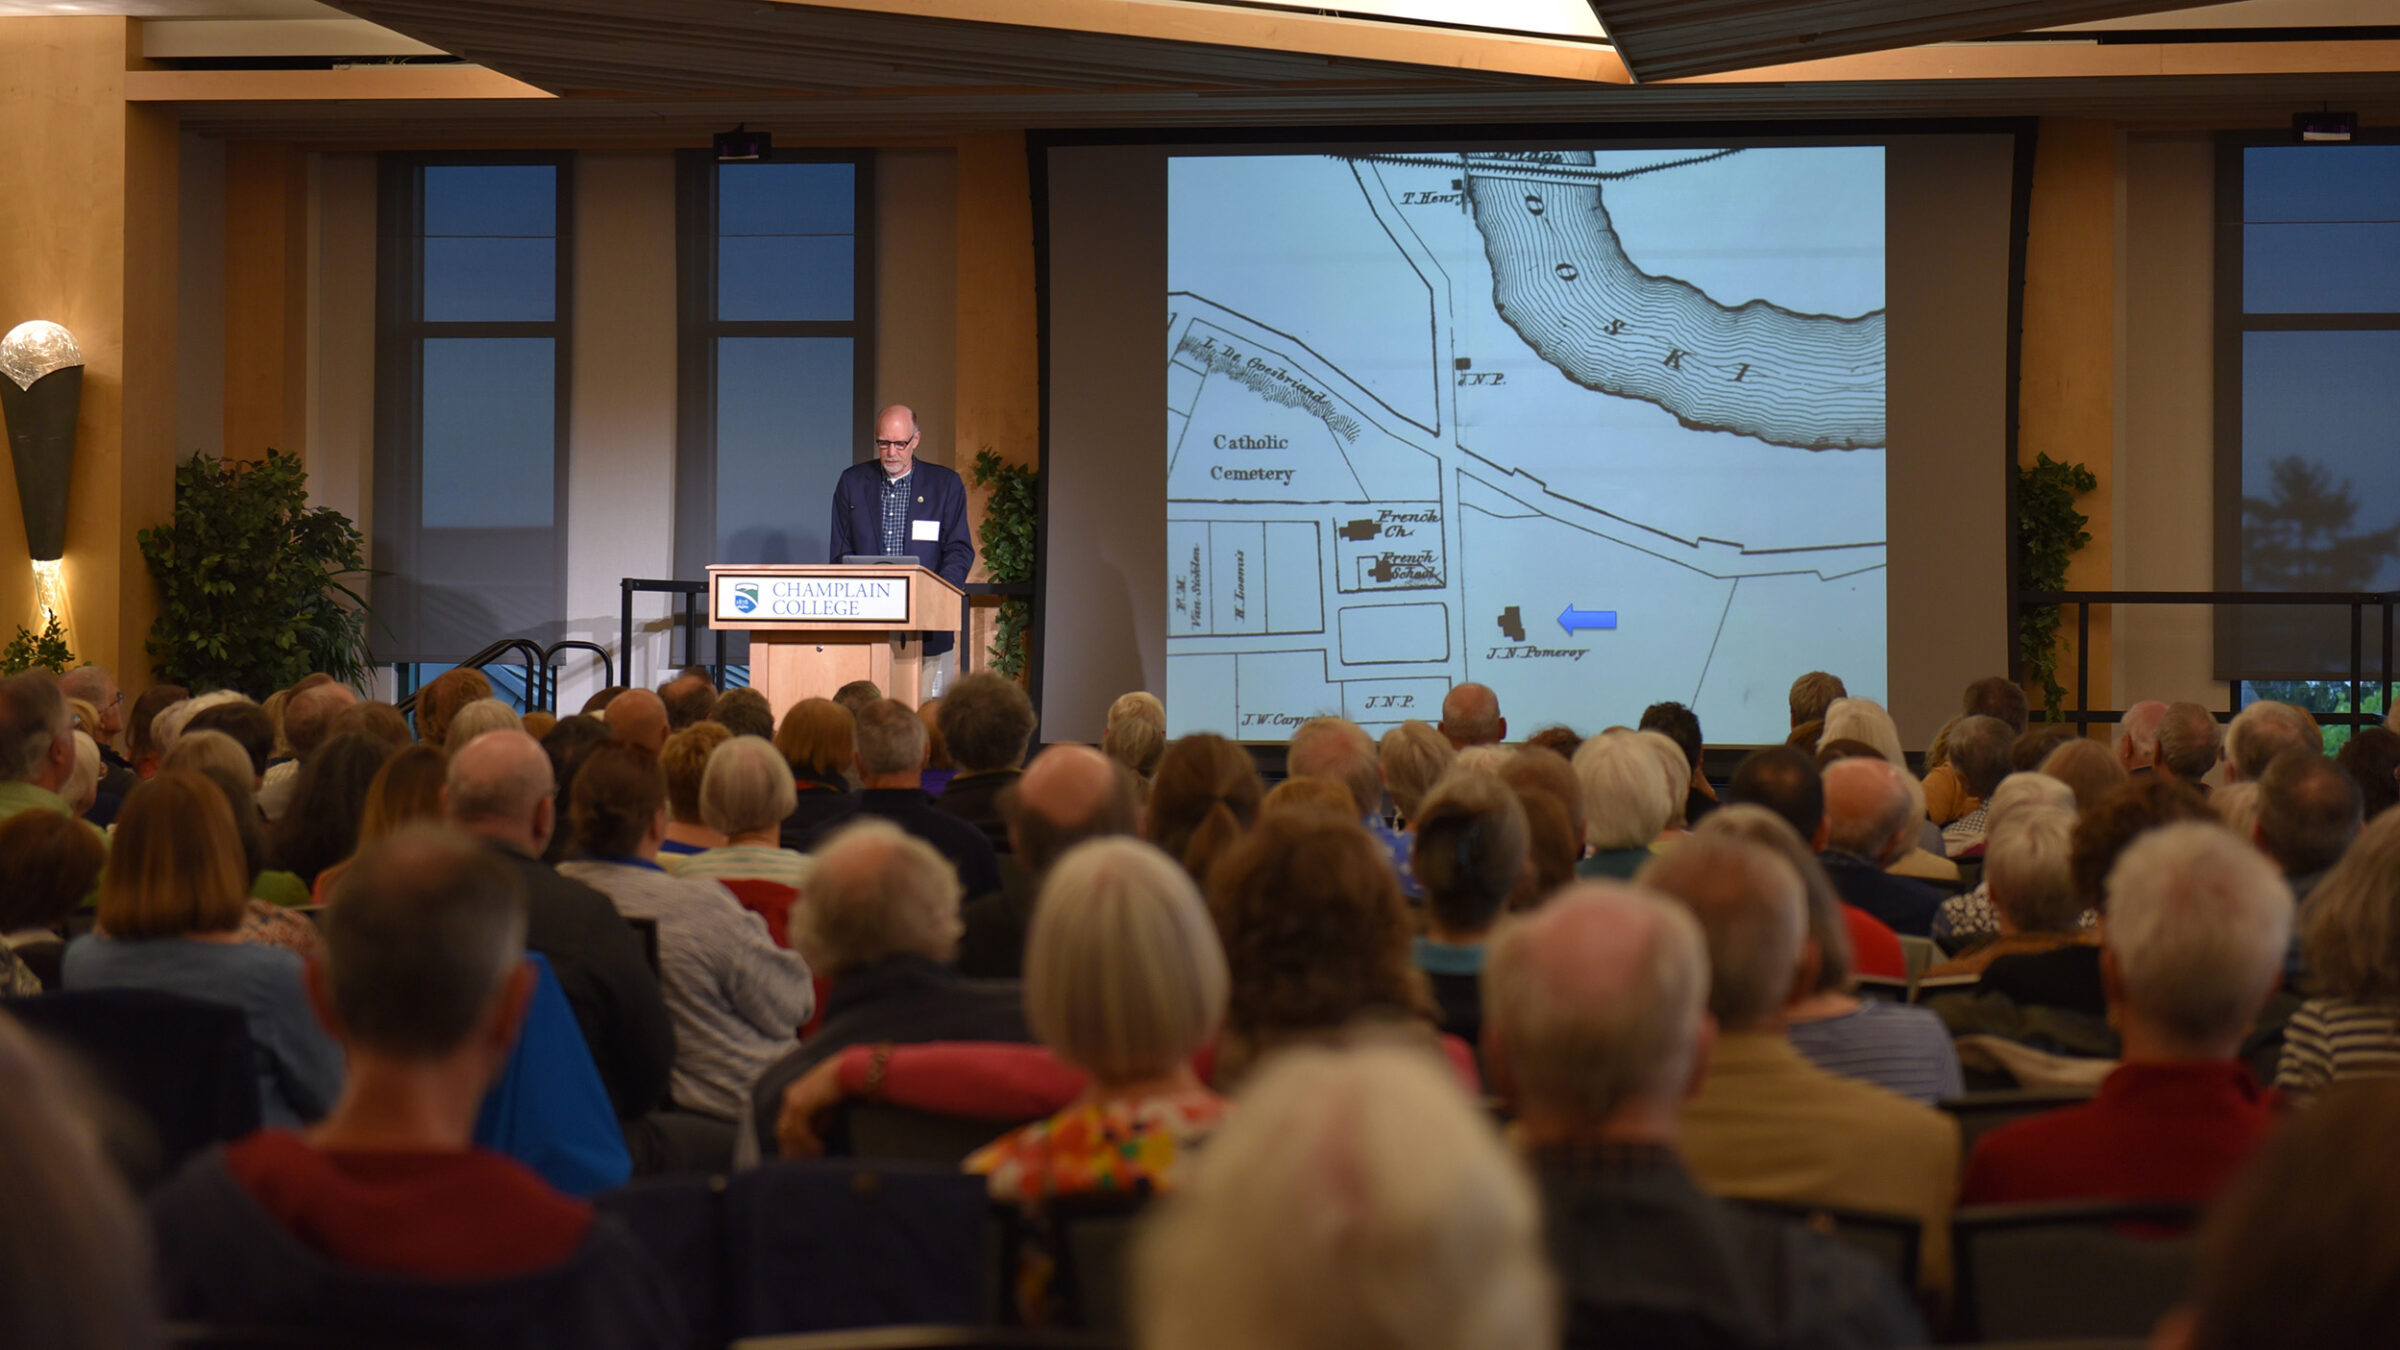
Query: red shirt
226,1131,591,1280
1842,904,1907,980
1958,1061,2279,1208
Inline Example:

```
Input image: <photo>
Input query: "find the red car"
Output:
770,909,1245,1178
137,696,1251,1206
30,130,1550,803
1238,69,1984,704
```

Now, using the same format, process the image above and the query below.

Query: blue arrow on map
1558,604,1618,636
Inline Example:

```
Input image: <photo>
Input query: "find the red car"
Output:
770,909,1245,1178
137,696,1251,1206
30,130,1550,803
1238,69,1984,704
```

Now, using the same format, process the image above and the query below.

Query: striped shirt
1787,1000,1965,1105
668,842,815,892
2275,997,2400,1095
559,857,815,1121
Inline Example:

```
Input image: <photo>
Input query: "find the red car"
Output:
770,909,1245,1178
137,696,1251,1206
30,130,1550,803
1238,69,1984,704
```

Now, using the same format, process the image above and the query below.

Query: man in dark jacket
444,731,679,1156
1486,882,1923,1350
827,403,975,669
147,828,684,1349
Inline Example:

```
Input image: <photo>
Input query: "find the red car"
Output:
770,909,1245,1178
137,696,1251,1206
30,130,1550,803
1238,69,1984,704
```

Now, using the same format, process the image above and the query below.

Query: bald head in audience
1005,744,1139,878
1484,883,1714,1143
605,687,670,755
1821,756,1918,868
442,729,559,858
1440,681,1506,749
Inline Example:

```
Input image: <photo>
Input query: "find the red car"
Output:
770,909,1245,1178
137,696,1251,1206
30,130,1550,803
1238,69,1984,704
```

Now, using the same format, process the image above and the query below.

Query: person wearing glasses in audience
827,404,976,696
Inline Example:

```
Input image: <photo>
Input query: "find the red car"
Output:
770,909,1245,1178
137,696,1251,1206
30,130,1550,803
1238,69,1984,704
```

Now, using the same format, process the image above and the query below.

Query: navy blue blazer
828,458,975,656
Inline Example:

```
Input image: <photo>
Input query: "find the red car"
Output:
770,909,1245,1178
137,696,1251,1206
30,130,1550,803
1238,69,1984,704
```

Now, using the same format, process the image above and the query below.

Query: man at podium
829,404,977,691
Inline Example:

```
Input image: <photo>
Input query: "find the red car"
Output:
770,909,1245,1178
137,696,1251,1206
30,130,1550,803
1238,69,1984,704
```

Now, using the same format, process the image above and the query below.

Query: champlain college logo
733,583,761,615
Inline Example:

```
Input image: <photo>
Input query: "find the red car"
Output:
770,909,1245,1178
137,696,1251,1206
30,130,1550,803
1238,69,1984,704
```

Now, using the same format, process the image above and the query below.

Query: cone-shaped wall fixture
0,320,83,564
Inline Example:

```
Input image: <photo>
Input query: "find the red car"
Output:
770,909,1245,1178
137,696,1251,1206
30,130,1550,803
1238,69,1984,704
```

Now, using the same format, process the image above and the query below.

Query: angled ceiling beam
1594,1,2212,81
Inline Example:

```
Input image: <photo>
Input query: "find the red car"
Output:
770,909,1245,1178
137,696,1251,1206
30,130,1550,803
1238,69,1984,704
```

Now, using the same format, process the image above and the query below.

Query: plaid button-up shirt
878,468,913,555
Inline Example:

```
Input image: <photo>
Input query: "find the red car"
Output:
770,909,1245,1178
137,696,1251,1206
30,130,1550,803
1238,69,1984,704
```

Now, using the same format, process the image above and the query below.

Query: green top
251,869,311,909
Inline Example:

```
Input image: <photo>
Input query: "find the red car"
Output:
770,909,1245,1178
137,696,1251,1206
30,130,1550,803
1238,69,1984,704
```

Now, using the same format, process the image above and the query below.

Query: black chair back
6,987,259,1189
1044,1195,1150,1337
724,1160,990,1338
836,1102,1027,1167
1952,1200,2198,1342
1732,1198,1920,1294
627,916,661,975
1937,1088,2094,1156
730,1329,1120,1350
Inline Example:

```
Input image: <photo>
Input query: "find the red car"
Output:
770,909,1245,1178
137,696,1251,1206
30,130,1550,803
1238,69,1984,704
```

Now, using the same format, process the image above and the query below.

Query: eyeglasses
874,438,914,451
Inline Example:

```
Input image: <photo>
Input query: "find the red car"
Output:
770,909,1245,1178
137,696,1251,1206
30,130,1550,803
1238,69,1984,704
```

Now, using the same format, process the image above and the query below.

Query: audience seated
167,731,319,926
1410,774,1529,1049
2115,698,2169,775
2161,1078,2400,1350
1931,770,2079,943
125,681,187,780
1633,728,1698,839
2334,725,2400,821
1573,731,1675,879
602,686,670,755
1205,809,1456,1087
1527,723,1583,760
1960,822,2287,1207
751,819,1028,1157
446,697,524,750
1974,775,2217,1023
267,729,394,891
2255,748,2362,916
0,1010,164,1350
1926,803,2087,978
146,828,684,1347
655,721,732,859
2155,699,2223,788
1439,680,1507,749
185,699,277,787
1380,719,1456,827
559,745,813,1127
0,671,87,827
775,695,863,849
0,807,104,990
443,731,677,1165
1640,836,1960,1294
2225,699,2319,782
313,742,447,900
64,772,343,1127
1102,689,1167,786
968,838,1228,1213
1936,714,2015,855
253,678,358,821
957,743,1140,979
832,678,883,718
2010,721,2078,774
707,685,774,740
331,697,414,751
934,672,1038,854
1290,715,1419,897
1145,732,1263,881
60,662,139,808
2277,808,2400,1095
1260,775,1354,818
1639,700,1717,827
1133,1042,1553,1350
1789,670,1847,730
1704,807,1963,1104
412,667,493,750
841,697,1002,898
2041,736,2131,811
1485,882,1923,1349
1818,757,1947,936
918,695,955,798
658,672,717,731
579,685,627,716
1719,755,1911,979
669,734,809,902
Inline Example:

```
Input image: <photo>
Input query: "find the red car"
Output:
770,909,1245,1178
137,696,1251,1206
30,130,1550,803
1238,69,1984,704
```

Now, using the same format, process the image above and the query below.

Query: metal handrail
392,637,545,718
2016,588,2397,734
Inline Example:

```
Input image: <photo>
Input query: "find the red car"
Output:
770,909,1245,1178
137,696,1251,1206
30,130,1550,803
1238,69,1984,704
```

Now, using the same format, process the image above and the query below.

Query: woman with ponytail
1143,733,1263,882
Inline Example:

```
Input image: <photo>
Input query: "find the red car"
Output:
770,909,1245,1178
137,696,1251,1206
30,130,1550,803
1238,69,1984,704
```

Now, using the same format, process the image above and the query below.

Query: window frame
672,148,877,579
2212,131,2400,682
373,150,576,663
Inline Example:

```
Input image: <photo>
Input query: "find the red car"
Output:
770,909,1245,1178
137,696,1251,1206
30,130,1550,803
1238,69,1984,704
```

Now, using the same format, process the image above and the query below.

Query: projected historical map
1166,147,1888,744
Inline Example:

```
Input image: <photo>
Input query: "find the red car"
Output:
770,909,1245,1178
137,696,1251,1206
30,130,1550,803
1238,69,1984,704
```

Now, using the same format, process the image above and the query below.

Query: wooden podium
706,563,965,721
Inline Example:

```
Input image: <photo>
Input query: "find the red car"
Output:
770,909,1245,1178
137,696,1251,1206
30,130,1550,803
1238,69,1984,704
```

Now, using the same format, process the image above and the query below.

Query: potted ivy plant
138,449,374,697
970,447,1038,679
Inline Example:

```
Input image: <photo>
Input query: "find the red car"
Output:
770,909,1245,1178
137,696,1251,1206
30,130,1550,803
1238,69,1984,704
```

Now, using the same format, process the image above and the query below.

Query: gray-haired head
321,825,530,1058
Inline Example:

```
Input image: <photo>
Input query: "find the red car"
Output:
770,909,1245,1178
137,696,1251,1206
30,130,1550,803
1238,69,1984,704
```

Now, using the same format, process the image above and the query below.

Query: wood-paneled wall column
223,140,308,461
2018,117,2119,723
953,132,1038,672
0,18,177,685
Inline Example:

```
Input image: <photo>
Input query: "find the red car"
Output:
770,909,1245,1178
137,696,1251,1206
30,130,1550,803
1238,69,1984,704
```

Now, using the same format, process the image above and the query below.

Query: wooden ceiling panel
1595,1,2210,80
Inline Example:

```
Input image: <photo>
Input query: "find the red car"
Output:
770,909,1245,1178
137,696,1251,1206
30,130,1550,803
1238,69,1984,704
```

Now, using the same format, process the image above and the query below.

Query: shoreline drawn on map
1339,148,1885,452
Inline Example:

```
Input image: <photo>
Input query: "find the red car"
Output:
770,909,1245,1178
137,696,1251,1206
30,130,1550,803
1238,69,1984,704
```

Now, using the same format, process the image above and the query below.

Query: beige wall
176,130,225,465
2115,133,2228,711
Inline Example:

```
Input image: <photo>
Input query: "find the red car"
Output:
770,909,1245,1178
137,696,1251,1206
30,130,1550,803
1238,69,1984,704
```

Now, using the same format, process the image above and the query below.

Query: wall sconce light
0,320,84,628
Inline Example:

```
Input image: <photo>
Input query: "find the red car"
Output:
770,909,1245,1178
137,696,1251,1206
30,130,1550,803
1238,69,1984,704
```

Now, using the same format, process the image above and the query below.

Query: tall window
374,156,572,665
675,153,873,585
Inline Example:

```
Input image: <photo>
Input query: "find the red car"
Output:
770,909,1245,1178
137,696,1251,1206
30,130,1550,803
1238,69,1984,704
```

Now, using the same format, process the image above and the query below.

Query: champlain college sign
713,571,912,624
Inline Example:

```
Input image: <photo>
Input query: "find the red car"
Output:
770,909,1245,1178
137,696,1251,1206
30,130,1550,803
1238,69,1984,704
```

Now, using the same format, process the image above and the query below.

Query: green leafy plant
0,614,73,675
2017,453,2098,721
138,450,374,697
969,447,1039,680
